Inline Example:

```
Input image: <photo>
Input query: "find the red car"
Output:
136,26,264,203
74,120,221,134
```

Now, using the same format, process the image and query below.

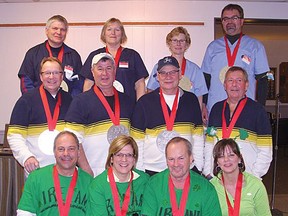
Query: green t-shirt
141,169,221,216
18,164,93,216
87,168,150,215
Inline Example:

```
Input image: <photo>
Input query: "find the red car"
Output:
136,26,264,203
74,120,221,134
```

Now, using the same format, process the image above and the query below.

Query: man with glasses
65,53,134,177
8,57,72,176
18,15,83,97
131,56,204,176
17,131,93,216
201,4,270,124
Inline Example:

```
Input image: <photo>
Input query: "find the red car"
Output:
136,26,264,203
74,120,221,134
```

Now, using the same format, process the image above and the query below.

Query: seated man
17,131,93,216
141,137,221,215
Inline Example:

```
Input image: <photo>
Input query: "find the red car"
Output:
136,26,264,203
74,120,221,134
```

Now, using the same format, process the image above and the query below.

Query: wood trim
0,21,204,28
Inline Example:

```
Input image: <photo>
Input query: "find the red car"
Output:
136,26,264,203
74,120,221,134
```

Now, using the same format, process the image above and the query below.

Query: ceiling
0,0,288,3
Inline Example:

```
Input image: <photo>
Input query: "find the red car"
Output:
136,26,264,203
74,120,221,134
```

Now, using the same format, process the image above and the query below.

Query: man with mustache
201,4,270,124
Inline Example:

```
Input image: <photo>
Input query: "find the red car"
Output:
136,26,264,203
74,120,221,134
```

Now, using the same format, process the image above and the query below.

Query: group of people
7,3,273,216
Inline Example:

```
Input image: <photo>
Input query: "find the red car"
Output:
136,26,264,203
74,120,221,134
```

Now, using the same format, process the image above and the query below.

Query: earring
238,162,244,169
215,165,222,174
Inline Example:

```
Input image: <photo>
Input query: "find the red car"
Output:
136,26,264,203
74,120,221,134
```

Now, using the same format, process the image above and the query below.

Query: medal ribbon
221,172,243,216
53,166,78,216
168,173,190,216
39,84,62,131
222,97,247,138
45,41,64,62
181,57,186,76
159,88,179,131
106,46,123,68
93,86,120,125
108,167,134,216
224,33,243,67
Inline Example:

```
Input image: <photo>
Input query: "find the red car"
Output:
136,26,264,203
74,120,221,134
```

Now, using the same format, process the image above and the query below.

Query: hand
24,156,40,173
202,104,209,126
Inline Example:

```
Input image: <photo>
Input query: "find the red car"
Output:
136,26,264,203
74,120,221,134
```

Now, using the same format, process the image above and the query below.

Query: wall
0,0,288,135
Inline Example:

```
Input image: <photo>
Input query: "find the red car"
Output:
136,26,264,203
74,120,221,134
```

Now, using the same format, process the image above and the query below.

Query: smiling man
65,53,135,177
203,66,272,179
141,137,221,215
201,4,270,123
8,57,72,176
131,56,204,176
17,131,93,216
18,15,83,97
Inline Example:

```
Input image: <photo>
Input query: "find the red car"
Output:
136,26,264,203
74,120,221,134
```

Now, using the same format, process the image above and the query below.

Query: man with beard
201,4,270,124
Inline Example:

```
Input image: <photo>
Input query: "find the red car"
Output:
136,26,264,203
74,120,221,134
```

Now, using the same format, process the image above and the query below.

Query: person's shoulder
134,169,150,180
29,164,54,178
89,169,108,189
88,47,106,56
26,41,45,52
78,168,94,180
137,89,159,103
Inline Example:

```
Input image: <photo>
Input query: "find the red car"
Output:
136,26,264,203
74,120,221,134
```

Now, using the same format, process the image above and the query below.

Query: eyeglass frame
40,71,64,77
170,39,186,45
113,152,135,159
158,69,180,77
221,16,242,23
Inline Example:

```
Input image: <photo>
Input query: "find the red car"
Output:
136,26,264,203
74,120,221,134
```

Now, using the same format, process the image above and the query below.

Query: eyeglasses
222,16,241,23
114,153,135,159
41,71,63,77
170,39,186,45
158,70,179,77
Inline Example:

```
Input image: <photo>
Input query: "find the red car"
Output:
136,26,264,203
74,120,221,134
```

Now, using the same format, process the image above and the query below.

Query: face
168,33,189,56
224,70,248,102
222,9,244,36
111,145,136,178
45,21,67,47
54,134,79,175
166,142,193,180
157,65,181,95
92,59,116,90
40,61,63,95
217,146,241,175
104,22,122,45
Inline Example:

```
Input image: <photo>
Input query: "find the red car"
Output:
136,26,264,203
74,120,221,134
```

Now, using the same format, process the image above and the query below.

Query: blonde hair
100,18,127,44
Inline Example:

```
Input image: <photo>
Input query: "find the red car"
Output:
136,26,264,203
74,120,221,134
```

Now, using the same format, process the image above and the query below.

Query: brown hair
166,26,191,49
39,57,63,74
221,4,244,19
213,138,245,176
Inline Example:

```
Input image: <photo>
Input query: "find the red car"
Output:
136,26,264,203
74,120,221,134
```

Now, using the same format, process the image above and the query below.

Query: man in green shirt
17,131,93,216
141,137,221,216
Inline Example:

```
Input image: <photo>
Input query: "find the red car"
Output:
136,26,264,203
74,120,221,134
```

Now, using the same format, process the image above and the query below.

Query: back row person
18,15,83,97
201,4,269,122
81,17,149,102
147,26,208,109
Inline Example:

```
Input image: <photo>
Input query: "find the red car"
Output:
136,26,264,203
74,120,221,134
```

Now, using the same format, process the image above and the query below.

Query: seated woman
87,135,149,215
210,138,271,216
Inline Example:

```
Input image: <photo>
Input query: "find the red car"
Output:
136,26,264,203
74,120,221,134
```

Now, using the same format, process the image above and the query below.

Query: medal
38,129,59,155
179,75,192,91
113,80,124,93
219,66,230,84
156,130,180,152
107,124,129,144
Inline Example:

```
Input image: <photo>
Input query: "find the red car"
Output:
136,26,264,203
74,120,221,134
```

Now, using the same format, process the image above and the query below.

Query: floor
263,145,288,216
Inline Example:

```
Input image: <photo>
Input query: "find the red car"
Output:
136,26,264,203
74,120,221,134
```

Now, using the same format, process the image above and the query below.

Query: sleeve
7,98,34,166
133,50,149,81
146,63,159,91
202,183,222,216
191,97,205,171
253,106,273,178
191,66,208,97
64,96,87,143
68,51,84,97
87,180,109,216
201,42,214,75
17,174,38,214
254,41,270,76
254,181,272,215
141,179,158,215
80,52,95,80
130,100,146,171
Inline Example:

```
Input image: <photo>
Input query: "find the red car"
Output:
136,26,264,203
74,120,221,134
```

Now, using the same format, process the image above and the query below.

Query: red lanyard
168,174,190,216
222,97,247,138
224,33,243,67
53,166,78,216
106,46,123,68
108,167,133,216
222,172,243,216
181,58,186,76
45,41,64,63
93,86,120,125
39,84,62,131
159,88,179,131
